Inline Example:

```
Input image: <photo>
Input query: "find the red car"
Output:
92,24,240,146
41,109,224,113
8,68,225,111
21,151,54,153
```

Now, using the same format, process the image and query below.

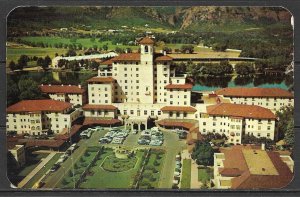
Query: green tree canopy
191,141,214,166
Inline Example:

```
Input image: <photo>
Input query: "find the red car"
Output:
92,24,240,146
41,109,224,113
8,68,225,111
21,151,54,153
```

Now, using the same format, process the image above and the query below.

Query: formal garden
57,146,166,189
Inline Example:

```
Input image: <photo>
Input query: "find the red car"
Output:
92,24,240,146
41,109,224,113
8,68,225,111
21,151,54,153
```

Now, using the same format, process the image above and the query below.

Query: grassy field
198,167,213,184
23,153,62,188
181,159,191,189
6,46,71,64
80,148,144,189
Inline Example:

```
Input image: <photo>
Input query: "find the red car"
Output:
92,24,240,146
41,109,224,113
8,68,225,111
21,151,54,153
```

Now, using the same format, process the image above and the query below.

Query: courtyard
41,125,187,189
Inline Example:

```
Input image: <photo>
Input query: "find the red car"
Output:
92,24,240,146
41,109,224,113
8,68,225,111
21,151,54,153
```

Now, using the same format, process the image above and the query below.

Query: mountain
7,6,292,34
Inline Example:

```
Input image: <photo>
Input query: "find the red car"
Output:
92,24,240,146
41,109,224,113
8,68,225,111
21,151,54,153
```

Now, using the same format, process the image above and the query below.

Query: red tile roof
54,124,83,140
139,37,155,44
219,168,243,177
155,55,173,61
165,83,193,90
110,53,140,62
219,146,294,189
157,119,195,130
161,106,197,112
86,77,115,83
83,117,121,125
18,139,65,148
206,103,276,119
40,85,85,94
100,58,113,65
215,87,293,98
7,100,72,113
82,104,117,111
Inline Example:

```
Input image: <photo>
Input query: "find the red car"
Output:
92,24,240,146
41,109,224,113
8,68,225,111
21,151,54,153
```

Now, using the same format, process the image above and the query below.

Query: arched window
145,45,149,53
31,126,35,130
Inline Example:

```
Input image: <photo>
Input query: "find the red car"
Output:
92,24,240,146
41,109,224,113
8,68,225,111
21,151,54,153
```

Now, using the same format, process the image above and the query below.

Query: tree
44,55,52,69
191,141,214,166
103,44,108,51
7,79,20,106
162,46,172,54
18,78,43,100
17,55,29,70
284,119,294,147
276,106,294,141
115,47,124,53
90,61,99,70
235,62,255,75
181,45,194,54
37,58,44,67
66,49,77,57
9,61,17,71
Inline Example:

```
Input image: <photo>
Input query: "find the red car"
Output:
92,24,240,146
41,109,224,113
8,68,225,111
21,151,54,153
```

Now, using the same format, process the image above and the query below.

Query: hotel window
91,87,94,90
257,133,261,137
64,118,67,122
213,129,216,133
203,129,206,132
136,74,139,77
258,126,261,130
267,126,271,130
125,80,128,83
136,80,139,83
267,133,270,137
136,68,139,71
124,110,127,115
144,110,147,115
203,122,206,126
91,110,95,115
125,86,128,89
213,122,216,126
130,110,134,115
124,68,127,71
176,112,180,117
169,112,173,117
105,100,108,103
164,80,167,84
170,101,173,105
92,100,95,103
56,124,59,128
170,95,173,98
105,94,108,97
236,125,240,130
151,111,154,116
163,67,167,71
184,112,187,117
105,110,108,115
158,111,161,115
125,74,127,77
184,101,187,105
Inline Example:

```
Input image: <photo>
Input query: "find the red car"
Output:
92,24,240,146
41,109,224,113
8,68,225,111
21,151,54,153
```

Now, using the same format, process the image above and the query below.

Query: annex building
213,145,294,189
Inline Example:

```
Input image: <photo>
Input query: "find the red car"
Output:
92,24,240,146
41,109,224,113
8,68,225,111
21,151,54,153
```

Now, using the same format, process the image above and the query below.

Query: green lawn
198,167,213,184
80,148,145,189
181,159,191,189
23,153,62,188
17,153,49,178
6,47,71,64
20,37,139,51
139,149,165,189
58,147,99,189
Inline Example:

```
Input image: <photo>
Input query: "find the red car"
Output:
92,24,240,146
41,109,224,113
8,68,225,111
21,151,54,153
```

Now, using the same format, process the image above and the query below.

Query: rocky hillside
7,6,292,33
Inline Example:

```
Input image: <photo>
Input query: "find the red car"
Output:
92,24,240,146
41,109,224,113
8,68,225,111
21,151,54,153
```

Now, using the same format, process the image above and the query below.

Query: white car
112,137,123,144
151,127,159,132
132,129,138,134
150,139,163,146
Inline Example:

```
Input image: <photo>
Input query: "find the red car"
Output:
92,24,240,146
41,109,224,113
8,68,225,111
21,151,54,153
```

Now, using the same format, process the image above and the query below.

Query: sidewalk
18,152,56,188
190,160,202,188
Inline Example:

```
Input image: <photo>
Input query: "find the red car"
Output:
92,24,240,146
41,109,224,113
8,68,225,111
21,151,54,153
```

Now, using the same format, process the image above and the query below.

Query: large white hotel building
6,37,294,145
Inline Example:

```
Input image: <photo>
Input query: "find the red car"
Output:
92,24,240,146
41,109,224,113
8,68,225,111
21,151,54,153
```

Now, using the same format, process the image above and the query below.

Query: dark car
50,164,60,172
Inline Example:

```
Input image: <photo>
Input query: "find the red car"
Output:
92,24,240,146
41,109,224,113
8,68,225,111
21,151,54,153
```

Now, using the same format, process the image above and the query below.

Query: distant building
51,52,118,68
213,145,294,189
8,145,26,168
6,100,81,135
214,87,294,112
199,103,276,144
40,84,87,106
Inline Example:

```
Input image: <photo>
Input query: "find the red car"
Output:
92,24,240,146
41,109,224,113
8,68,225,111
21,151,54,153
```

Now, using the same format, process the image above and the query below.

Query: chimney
78,84,81,89
41,84,44,86
69,84,71,86
163,51,166,56
48,84,51,86
61,84,64,86
261,143,265,151
160,50,163,54
98,69,100,77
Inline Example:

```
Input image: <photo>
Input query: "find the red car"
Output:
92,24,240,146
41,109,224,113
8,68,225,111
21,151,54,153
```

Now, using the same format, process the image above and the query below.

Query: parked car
99,137,111,144
112,137,124,144
132,129,138,134
138,139,150,145
35,181,45,188
50,164,60,172
141,130,152,137
151,127,160,132
150,139,163,146
209,142,215,147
